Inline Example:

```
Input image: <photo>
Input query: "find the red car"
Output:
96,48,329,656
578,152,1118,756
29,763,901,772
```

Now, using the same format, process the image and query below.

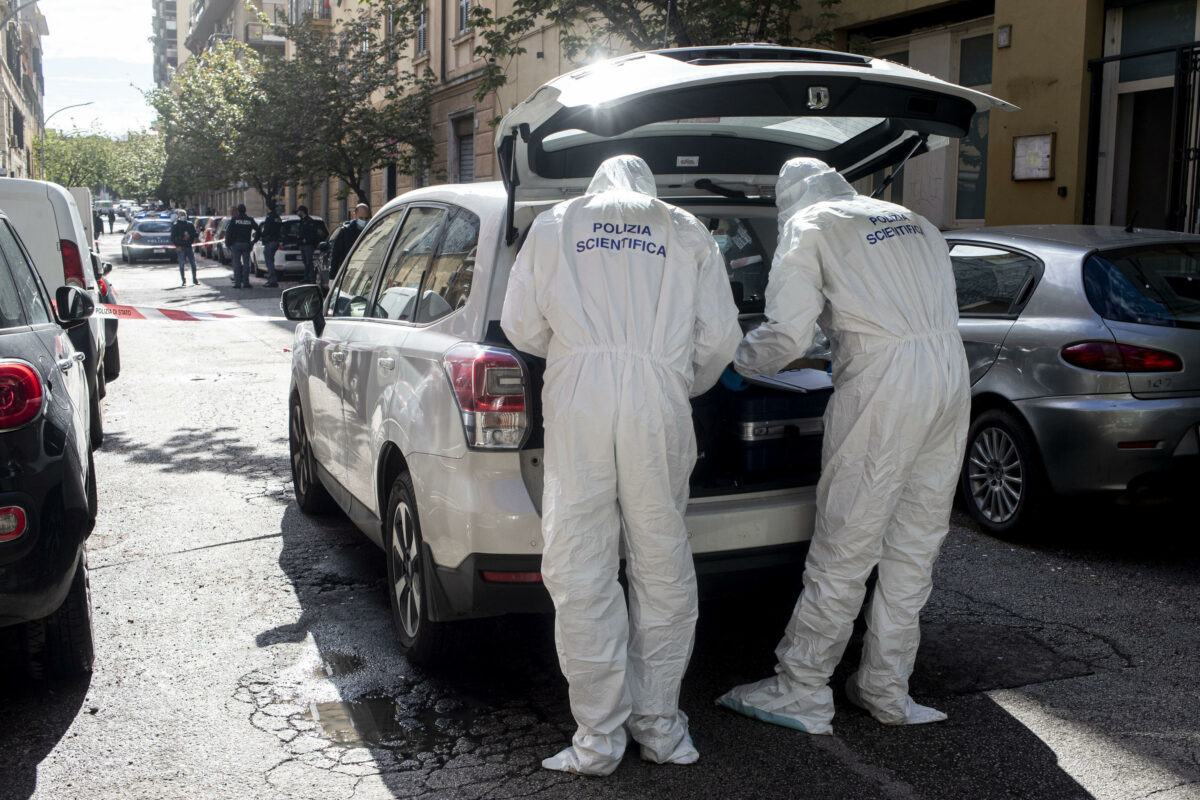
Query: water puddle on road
303,650,489,754
304,695,488,754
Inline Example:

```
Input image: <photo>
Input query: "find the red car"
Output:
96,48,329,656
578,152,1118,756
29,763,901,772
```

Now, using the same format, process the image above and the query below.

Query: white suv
283,45,1008,662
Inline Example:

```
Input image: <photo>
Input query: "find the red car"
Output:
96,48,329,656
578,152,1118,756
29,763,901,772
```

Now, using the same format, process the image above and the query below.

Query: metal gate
1086,41,1200,233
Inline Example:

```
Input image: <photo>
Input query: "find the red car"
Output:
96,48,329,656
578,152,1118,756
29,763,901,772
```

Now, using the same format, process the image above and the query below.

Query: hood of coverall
586,155,658,197
775,157,857,224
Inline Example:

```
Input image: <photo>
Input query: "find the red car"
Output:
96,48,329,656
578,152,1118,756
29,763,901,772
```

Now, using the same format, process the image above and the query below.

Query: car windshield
138,221,172,232
1085,245,1200,330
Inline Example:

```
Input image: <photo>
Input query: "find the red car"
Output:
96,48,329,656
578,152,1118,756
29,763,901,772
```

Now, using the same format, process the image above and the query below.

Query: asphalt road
0,231,1196,800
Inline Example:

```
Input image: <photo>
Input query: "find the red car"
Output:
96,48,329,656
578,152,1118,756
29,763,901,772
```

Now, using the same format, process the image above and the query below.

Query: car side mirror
317,241,330,253
281,284,325,336
102,262,113,276
56,286,95,326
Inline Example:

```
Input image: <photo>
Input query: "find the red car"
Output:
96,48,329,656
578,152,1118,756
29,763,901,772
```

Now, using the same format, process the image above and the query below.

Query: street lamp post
38,100,93,180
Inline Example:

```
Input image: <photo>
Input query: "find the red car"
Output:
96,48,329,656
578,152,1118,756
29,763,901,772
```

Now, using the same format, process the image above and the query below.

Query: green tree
472,0,841,109
108,131,167,201
38,128,113,191
271,0,435,203
147,39,259,202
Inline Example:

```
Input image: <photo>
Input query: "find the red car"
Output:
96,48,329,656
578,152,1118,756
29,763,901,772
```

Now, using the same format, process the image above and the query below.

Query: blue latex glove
720,365,748,392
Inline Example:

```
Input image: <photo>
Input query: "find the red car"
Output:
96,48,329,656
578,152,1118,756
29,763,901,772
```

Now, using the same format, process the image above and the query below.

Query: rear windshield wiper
694,179,748,199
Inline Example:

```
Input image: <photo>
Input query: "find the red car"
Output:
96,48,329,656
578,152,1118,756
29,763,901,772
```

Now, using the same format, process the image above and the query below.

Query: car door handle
330,350,346,365
378,357,395,371
57,352,85,373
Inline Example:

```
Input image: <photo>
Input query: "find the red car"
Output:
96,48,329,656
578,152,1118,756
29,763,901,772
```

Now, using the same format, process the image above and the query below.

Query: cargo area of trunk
690,379,829,497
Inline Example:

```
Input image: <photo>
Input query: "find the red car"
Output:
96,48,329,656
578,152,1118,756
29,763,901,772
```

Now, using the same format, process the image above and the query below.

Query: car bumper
127,244,177,259
1016,393,1200,494
408,450,816,621
266,249,311,273
0,434,90,626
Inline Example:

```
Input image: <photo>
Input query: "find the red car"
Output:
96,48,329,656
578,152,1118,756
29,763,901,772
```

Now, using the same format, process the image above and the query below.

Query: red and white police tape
93,302,285,322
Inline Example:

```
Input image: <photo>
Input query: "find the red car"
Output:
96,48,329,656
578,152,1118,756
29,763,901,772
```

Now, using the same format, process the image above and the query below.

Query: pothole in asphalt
316,650,364,678
305,694,488,753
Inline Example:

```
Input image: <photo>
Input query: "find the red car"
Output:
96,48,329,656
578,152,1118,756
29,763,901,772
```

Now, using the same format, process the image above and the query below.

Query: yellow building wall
984,0,1105,225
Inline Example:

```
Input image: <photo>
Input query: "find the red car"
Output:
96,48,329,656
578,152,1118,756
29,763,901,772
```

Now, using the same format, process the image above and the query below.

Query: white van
0,178,107,448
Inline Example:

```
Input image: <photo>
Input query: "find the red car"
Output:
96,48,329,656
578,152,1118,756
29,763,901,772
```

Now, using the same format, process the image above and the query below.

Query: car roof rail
650,45,872,67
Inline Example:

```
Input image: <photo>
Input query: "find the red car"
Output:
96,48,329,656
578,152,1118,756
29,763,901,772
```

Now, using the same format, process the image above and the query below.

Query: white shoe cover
631,710,698,765
845,676,947,726
716,675,834,736
541,745,622,777
640,731,699,765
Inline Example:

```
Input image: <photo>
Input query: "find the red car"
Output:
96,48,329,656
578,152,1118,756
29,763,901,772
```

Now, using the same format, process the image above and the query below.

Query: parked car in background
250,215,328,279
201,216,222,259
89,251,120,384
213,217,232,264
194,216,210,248
0,209,97,679
281,45,1010,662
120,220,177,264
0,178,109,450
947,226,1200,534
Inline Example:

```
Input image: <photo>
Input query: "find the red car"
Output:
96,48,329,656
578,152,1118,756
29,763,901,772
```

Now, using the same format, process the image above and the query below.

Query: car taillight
60,239,85,289
0,361,43,429
131,232,142,241
1061,342,1183,373
443,343,528,449
0,506,27,542
98,277,109,296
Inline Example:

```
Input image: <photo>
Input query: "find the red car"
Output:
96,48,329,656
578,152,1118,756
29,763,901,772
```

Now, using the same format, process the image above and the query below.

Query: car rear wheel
89,366,104,450
961,408,1045,537
289,395,333,513
23,547,94,680
104,338,120,381
386,472,456,665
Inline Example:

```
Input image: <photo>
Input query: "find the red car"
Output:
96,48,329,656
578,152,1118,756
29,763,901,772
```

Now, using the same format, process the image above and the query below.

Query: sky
40,0,157,135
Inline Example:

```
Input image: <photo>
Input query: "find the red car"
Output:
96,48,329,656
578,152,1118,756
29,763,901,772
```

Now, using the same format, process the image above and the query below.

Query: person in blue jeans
296,205,321,284
171,210,199,286
225,203,261,289
259,204,283,288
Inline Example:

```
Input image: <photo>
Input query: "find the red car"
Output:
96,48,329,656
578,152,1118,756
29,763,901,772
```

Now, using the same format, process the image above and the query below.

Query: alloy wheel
290,404,312,497
967,426,1024,523
390,501,422,640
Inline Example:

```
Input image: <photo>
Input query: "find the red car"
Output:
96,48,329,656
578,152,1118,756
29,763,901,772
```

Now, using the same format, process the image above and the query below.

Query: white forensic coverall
502,155,741,775
717,158,970,733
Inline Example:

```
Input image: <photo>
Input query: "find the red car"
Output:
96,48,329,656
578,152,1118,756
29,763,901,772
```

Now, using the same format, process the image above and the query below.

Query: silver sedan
948,225,1200,534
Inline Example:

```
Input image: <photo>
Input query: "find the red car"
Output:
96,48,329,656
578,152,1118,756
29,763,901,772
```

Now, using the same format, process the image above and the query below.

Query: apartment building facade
831,0,1200,233
152,0,191,88
0,1,46,179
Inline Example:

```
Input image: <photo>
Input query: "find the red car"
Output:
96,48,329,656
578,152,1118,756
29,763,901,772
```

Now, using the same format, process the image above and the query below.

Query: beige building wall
984,0,1105,225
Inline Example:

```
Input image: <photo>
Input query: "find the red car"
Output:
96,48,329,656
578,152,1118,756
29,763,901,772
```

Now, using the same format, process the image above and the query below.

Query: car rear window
138,221,172,233
1085,245,1200,330
281,219,329,243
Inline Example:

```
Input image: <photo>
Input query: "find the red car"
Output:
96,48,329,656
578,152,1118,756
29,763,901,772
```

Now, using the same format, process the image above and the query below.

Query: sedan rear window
1085,246,1200,330
137,221,172,233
